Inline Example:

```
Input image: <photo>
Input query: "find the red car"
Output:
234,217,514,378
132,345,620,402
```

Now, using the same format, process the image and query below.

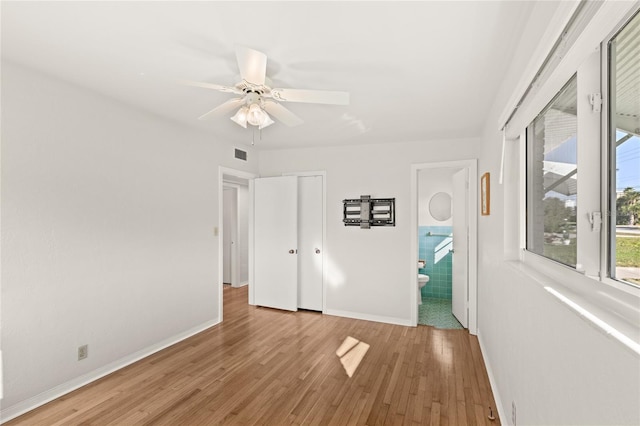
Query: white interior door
298,176,323,311
236,185,249,287
452,168,468,328
254,176,298,311
222,187,236,285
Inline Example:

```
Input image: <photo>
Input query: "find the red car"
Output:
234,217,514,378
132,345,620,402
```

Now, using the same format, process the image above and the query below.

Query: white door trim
410,159,478,334
218,166,257,322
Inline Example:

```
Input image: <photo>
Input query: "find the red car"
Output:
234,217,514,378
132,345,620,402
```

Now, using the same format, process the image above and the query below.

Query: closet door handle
289,249,297,254
315,248,321,254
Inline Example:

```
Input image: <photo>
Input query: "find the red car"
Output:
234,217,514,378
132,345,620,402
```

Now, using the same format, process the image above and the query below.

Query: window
515,4,639,355
526,76,578,268
521,5,640,292
609,11,640,287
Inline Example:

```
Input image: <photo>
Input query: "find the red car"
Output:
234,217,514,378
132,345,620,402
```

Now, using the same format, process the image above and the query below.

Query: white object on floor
418,274,430,305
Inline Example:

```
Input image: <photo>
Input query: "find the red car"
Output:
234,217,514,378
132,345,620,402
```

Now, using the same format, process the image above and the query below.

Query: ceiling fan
181,46,350,129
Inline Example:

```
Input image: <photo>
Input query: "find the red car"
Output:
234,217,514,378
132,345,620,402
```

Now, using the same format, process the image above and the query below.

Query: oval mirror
429,192,452,221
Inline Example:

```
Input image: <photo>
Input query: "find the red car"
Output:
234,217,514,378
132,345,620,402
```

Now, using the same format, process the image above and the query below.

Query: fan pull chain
499,126,506,185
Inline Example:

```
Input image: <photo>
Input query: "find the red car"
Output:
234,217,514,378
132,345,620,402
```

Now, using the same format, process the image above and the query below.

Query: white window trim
600,7,640,295
519,250,639,355
512,1,640,356
502,1,640,140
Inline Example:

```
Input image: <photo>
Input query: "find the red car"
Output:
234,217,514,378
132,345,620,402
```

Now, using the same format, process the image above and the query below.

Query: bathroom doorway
410,160,478,333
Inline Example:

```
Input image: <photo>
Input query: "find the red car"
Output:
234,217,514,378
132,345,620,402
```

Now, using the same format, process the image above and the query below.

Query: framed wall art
481,172,490,216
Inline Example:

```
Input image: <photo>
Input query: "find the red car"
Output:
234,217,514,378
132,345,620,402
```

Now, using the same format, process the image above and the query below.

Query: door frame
410,159,478,333
283,171,327,313
218,166,257,321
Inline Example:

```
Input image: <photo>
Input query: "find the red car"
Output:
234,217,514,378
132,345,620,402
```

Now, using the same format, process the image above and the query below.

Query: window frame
506,2,640,355
603,9,640,292
523,50,602,278
525,74,579,270
520,8,640,295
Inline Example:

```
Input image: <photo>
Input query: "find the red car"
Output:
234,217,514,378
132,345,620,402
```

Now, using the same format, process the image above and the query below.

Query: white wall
0,62,258,417
418,169,455,226
477,2,640,424
259,139,479,325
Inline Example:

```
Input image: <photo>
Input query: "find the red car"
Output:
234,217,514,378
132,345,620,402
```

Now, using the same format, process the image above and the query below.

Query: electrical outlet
78,344,88,361
512,401,517,426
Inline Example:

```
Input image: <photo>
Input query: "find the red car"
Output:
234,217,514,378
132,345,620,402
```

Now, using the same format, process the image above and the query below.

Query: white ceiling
2,1,542,149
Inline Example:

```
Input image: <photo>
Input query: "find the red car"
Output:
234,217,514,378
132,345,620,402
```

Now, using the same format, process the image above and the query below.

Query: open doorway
218,167,257,321
222,185,246,287
410,160,478,333
416,167,465,329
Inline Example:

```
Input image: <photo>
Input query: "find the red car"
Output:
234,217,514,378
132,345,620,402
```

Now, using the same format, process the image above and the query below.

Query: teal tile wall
418,226,453,300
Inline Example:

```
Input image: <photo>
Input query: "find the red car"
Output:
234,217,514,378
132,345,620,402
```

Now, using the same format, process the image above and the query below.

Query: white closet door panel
254,176,298,311
452,169,468,328
298,176,323,311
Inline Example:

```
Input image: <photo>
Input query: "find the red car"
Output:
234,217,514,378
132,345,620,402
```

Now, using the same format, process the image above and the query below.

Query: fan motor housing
245,91,262,105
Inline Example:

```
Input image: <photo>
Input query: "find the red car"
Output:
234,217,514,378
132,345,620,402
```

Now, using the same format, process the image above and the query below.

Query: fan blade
179,79,241,94
236,46,267,85
270,88,349,105
198,98,244,120
263,101,304,127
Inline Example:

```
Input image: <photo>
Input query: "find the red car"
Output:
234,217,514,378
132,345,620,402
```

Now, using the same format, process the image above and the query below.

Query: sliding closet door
298,175,323,311
254,176,298,311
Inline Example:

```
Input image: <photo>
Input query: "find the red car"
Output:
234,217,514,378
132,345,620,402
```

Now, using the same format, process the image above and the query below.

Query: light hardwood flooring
6,285,500,425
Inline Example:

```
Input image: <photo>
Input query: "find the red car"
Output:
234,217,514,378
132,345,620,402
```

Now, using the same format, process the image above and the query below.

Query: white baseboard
0,318,221,423
477,330,507,425
324,309,413,327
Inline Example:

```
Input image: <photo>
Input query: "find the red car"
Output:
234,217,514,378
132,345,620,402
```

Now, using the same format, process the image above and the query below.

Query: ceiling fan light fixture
259,113,275,130
186,46,349,131
230,106,249,128
247,103,266,127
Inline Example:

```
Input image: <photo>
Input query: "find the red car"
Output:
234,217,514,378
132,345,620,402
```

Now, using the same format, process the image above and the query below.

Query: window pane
610,11,640,286
527,76,578,267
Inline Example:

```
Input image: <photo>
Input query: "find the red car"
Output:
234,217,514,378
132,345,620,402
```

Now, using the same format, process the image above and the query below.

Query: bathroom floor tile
418,297,463,329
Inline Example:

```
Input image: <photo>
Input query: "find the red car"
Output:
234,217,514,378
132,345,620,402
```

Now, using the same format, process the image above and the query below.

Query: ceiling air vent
234,148,247,161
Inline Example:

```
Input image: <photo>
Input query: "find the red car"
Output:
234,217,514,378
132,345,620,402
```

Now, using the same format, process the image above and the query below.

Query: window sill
507,252,640,357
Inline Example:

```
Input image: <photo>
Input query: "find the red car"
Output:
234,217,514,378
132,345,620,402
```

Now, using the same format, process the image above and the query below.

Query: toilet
418,261,430,305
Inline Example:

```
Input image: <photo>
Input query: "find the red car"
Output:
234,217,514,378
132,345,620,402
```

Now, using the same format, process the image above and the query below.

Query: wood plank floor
6,286,500,425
